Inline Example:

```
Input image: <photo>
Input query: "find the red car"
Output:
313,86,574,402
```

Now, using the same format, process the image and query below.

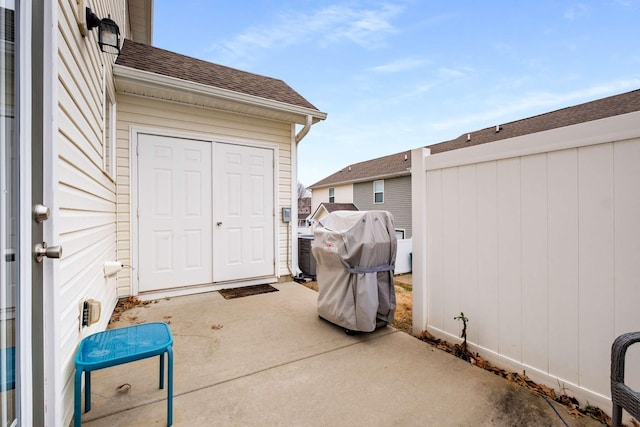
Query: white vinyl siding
57,1,128,425
115,94,293,295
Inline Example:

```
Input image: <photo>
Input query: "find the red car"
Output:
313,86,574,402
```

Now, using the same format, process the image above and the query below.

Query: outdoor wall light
85,7,120,55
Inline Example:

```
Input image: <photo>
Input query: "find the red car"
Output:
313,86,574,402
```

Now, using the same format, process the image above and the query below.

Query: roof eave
113,64,327,125
309,170,411,189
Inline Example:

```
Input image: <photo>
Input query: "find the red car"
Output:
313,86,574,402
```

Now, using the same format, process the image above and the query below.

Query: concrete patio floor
79,282,603,426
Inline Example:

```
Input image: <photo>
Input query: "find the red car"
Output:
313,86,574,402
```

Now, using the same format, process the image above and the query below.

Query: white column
411,147,430,334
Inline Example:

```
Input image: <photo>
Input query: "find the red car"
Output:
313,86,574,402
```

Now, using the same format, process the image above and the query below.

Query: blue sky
153,1,640,187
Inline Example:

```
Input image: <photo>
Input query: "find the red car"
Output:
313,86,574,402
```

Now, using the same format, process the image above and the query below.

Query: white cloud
369,57,430,73
384,65,471,103
610,0,633,6
564,3,590,20
211,3,404,65
431,78,640,131
437,66,470,79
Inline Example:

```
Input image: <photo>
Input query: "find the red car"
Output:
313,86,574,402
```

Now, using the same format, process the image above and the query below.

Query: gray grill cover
312,211,397,332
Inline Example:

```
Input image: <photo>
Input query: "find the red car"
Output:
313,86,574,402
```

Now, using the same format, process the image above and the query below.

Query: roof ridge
428,87,640,154
465,88,640,138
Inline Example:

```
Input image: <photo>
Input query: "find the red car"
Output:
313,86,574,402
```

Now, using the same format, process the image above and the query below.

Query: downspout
295,114,313,143
289,115,313,278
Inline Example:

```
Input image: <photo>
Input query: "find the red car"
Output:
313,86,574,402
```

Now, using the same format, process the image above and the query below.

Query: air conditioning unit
298,235,316,278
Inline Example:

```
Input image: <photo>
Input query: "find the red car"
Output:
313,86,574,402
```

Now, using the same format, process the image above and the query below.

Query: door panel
213,143,275,282
138,134,212,291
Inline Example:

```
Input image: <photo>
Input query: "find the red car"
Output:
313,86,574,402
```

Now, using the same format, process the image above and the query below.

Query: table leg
167,346,173,426
159,353,164,389
85,370,92,412
74,369,83,427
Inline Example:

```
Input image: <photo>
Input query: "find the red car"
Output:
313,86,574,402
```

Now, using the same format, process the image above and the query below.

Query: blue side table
74,322,173,426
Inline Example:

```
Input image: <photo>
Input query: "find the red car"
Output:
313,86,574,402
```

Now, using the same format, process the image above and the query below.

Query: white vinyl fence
411,111,640,415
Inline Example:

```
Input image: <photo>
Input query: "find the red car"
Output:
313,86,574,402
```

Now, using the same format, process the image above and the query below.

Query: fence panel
411,111,640,414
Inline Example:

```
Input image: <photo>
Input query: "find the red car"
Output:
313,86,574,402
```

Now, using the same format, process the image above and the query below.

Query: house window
395,229,405,240
329,187,335,203
373,180,384,204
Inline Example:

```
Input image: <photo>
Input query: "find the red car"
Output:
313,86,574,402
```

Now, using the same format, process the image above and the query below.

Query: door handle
35,242,63,263
216,222,223,226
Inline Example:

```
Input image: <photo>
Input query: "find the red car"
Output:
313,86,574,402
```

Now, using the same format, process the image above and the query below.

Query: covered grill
312,211,397,333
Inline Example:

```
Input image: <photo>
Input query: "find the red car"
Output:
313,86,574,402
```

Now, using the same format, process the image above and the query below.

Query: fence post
411,147,430,335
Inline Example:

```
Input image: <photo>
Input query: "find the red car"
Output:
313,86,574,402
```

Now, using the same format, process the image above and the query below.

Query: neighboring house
310,182,354,210
411,88,640,417
298,196,311,226
309,150,412,238
1,2,325,425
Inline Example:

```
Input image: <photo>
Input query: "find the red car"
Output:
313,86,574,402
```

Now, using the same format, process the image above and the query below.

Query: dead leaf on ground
211,324,223,330
109,296,157,324
567,408,583,417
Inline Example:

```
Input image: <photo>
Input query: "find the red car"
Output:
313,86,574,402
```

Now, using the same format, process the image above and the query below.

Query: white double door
138,134,275,292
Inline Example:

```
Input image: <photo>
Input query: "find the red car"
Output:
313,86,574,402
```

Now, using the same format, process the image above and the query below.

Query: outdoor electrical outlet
81,299,102,327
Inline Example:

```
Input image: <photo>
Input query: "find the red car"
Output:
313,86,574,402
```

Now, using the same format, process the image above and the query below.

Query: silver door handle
35,242,63,263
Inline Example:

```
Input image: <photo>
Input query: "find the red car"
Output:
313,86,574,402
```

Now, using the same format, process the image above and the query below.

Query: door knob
35,242,63,263
216,222,223,226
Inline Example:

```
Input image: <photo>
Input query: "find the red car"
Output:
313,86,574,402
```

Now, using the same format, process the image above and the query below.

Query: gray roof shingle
115,39,320,111
429,88,640,154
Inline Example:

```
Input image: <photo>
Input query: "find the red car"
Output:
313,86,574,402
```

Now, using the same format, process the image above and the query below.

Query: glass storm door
1,1,18,425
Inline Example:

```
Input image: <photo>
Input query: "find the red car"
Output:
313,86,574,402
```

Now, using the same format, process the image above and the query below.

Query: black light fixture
85,7,120,55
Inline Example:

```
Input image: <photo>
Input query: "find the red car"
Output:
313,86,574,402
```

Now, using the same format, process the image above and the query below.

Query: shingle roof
308,203,359,221
309,150,412,188
320,203,359,213
115,39,320,111
428,88,640,154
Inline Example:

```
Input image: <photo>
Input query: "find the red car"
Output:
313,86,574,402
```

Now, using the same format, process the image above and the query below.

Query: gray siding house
354,175,412,238
309,150,412,238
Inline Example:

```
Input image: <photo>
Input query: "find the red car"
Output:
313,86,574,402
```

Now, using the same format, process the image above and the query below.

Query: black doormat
218,284,279,300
